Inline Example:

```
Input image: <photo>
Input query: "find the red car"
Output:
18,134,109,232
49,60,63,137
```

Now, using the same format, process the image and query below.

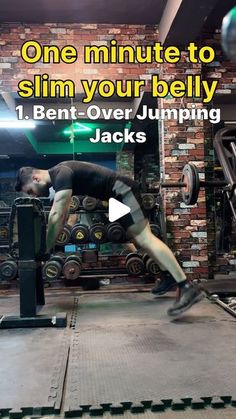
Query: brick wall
158,54,209,280
0,23,159,93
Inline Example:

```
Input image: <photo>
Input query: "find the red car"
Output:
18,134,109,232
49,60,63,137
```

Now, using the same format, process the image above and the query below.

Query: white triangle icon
108,198,131,222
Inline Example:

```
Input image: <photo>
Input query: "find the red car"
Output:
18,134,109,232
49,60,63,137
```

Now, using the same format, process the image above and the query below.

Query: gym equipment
107,222,126,242
97,200,109,210
142,253,160,275
89,223,107,243
141,193,156,210
55,224,72,246
63,254,81,280
160,163,227,206
125,253,145,276
71,223,89,243
214,127,236,222
9,197,46,260
0,259,18,281
221,6,236,61
42,254,65,281
0,198,67,328
82,196,97,211
70,195,80,211
150,223,161,238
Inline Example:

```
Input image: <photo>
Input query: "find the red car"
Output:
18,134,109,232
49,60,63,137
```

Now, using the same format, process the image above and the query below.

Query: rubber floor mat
0,294,72,415
64,292,236,414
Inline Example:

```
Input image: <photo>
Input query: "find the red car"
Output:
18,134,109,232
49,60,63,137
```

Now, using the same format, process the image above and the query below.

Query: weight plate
82,196,97,211
70,195,80,211
126,254,145,276
90,223,107,243
107,222,126,243
146,258,160,275
56,225,71,245
181,163,200,205
142,193,156,210
63,260,81,280
71,224,89,243
65,254,82,264
50,254,65,266
0,260,18,281
43,260,62,280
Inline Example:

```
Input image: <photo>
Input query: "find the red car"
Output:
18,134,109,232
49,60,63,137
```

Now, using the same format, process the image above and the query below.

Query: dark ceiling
0,0,167,24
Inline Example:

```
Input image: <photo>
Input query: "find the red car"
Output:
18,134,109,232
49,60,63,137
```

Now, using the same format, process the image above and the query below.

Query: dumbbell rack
43,193,163,286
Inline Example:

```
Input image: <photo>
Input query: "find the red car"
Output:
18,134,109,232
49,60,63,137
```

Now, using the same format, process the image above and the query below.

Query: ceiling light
0,120,36,129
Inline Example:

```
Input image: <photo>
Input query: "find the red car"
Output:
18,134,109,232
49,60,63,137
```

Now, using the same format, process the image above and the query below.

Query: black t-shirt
48,161,119,199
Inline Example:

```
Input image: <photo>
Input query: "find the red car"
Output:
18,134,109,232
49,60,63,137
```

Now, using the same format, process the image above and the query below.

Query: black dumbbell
142,253,160,275
90,223,107,243
55,224,72,246
97,200,109,210
0,259,18,281
70,195,80,211
107,222,126,243
71,224,90,243
42,254,65,281
63,254,82,280
142,193,156,210
82,196,97,211
125,253,145,276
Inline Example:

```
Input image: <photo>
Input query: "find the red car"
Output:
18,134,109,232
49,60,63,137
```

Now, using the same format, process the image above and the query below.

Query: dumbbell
150,223,161,238
125,253,145,276
55,224,72,246
142,193,156,210
89,223,107,243
142,253,160,275
42,254,65,281
97,200,109,210
107,222,126,243
82,196,97,211
71,223,90,243
63,254,82,280
0,259,18,281
70,195,80,211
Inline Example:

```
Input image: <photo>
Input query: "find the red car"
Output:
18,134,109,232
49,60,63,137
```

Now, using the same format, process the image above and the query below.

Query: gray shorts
112,178,148,231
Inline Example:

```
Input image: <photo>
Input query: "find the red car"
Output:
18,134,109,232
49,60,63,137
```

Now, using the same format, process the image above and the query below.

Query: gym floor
1,287,236,418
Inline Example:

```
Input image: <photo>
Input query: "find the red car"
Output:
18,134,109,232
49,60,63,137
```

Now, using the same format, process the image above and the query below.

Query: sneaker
168,282,205,316
152,272,176,295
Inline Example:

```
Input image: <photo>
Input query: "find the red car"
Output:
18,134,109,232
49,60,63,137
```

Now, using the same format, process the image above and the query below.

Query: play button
108,198,131,222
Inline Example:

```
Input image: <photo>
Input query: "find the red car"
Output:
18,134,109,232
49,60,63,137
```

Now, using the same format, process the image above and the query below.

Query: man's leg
127,222,205,316
128,222,186,283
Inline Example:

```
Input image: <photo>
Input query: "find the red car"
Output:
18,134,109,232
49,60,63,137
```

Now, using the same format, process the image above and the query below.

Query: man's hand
46,189,72,252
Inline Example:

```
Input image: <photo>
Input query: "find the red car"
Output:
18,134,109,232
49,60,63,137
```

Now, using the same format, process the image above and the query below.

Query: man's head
15,167,50,197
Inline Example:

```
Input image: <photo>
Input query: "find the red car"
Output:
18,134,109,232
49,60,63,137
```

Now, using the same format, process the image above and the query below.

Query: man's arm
46,189,72,252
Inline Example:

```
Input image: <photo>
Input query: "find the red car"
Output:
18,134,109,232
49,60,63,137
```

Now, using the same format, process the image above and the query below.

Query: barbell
160,163,227,205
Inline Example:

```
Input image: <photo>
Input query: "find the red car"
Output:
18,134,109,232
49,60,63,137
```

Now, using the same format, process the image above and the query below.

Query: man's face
22,181,50,198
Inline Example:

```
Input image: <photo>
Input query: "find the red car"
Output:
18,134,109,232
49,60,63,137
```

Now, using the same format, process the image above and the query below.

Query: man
15,160,205,316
